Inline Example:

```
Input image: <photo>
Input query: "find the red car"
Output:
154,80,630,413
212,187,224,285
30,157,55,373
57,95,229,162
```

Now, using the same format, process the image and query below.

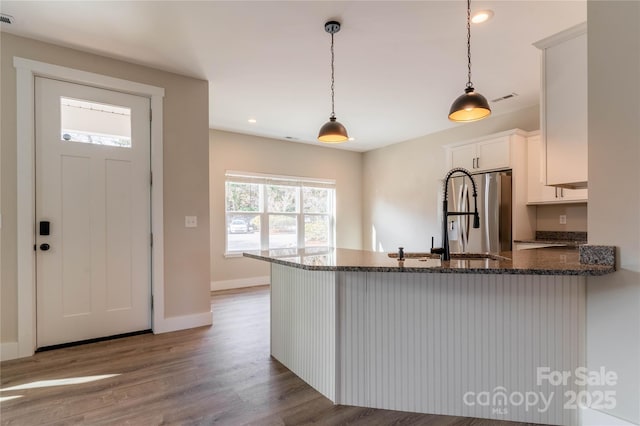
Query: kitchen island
244,247,614,426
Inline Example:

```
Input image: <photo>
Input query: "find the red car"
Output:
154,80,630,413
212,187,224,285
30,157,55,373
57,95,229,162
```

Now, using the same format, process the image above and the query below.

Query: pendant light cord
330,31,336,118
466,0,473,89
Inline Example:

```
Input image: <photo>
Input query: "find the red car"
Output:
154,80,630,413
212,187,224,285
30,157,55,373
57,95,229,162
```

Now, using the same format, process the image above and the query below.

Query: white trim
580,407,637,426
152,311,213,334
442,128,529,149
211,276,271,291
1,342,19,361
14,57,165,358
13,57,164,97
225,170,336,186
533,22,587,50
150,93,165,335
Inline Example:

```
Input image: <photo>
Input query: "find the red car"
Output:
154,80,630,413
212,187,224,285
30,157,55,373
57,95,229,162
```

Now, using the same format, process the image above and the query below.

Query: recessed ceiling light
471,10,494,24
248,118,257,123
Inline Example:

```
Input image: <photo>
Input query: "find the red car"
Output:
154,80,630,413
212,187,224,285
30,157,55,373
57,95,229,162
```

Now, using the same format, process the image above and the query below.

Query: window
60,97,132,148
225,171,335,254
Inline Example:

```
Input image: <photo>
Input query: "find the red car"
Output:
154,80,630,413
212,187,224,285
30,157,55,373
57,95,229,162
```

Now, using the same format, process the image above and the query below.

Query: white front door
35,77,151,348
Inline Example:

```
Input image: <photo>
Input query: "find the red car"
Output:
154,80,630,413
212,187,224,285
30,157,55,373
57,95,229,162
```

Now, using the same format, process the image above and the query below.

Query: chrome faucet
431,168,480,261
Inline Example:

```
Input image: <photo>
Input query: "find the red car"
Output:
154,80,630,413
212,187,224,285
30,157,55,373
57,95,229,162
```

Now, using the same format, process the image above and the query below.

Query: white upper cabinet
534,23,588,189
527,132,587,204
448,135,511,172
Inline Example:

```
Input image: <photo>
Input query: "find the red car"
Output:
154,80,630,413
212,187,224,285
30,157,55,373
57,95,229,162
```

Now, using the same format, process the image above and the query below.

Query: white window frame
224,171,336,256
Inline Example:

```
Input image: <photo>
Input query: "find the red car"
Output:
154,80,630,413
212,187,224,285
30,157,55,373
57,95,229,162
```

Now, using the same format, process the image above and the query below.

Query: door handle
40,243,51,251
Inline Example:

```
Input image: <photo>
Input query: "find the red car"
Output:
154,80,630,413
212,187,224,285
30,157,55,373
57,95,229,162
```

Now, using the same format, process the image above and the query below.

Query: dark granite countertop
514,231,588,247
243,247,615,276
514,239,586,247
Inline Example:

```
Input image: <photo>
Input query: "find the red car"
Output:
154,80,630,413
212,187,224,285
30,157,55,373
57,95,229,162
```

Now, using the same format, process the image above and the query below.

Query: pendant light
318,20,349,143
448,0,491,122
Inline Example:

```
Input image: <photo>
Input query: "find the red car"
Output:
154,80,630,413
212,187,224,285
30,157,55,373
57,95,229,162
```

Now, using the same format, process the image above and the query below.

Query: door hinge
33,244,37,251
150,233,154,247
149,108,152,122
150,171,153,186
151,295,154,309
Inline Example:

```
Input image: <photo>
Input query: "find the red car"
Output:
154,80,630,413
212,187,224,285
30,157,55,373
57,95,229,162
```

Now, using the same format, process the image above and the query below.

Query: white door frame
14,57,166,358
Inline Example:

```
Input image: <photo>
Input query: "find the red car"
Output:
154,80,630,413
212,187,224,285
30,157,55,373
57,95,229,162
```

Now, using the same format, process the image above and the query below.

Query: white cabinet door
477,137,511,171
450,144,476,170
450,137,510,172
560,188,588,202
527,133,587,204
536,24,588,187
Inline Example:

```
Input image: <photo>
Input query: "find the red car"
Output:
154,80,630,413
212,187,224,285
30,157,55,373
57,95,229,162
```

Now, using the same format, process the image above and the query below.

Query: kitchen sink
388,252,510,261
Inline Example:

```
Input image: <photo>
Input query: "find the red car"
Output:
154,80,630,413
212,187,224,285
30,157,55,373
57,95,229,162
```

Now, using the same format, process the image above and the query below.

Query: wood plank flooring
1,286,542,425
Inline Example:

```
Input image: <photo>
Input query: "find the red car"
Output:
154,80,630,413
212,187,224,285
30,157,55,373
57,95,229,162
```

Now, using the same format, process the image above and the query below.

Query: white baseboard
1,341,19,361
153,310,212,334
581,407,638,426
211,275,270,291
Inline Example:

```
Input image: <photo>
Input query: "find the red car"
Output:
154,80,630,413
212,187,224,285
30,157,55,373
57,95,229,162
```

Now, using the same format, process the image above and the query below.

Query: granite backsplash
535,231,587,242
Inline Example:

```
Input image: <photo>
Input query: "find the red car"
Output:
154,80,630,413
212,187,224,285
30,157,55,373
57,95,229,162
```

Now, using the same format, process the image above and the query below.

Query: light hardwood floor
1,286,541,425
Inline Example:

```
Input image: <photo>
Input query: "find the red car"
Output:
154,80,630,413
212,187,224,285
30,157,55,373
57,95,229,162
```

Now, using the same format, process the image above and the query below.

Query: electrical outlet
559,215,567,225
185,216,198,228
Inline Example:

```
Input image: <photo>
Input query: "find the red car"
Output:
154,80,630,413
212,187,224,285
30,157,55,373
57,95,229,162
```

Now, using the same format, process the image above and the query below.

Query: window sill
224,252,246,259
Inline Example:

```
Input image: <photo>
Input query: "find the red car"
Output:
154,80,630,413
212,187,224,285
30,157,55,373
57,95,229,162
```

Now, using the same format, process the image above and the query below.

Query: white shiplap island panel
268,263,587,426
270,264,337,401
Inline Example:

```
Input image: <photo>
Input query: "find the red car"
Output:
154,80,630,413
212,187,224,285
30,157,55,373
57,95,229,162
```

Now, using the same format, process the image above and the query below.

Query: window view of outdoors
60,97,132,148
226,182,261,252
266,185,299,249
225,176,334,253
303,187,331,247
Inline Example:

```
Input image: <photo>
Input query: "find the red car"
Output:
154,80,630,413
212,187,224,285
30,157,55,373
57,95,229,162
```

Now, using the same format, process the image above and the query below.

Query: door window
60,97,132,148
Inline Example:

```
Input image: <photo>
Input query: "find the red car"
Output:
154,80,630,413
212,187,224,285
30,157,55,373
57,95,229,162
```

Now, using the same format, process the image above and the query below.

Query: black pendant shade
448,0,491,122
318,116,349,143
448,86,492,122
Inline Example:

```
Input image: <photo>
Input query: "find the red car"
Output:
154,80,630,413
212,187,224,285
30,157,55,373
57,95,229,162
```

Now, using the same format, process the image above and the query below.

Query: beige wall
362,105,539,253
586,2,640,424
209,130,362,287
1,34,211,344
535,204,588,232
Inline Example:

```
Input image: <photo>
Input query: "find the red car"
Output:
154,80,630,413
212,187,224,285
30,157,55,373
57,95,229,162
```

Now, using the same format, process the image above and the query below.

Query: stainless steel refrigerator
446,170,512,254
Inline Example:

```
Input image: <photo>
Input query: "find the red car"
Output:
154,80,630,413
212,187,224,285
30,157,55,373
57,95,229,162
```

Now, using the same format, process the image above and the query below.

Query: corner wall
586,1,640,424
209,130,362,289
1,34,211,350
362,105,539,253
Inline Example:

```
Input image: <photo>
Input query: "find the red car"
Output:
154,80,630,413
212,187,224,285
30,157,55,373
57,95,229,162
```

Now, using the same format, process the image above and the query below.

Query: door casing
14,57,165,358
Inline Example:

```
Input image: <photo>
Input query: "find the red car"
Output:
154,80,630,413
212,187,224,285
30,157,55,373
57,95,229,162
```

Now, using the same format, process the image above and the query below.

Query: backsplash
536,231,587,242
536,204,588,232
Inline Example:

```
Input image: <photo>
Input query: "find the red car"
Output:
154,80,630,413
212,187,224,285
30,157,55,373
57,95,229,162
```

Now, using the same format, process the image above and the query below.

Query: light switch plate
559,215,567,225
185,216,198,228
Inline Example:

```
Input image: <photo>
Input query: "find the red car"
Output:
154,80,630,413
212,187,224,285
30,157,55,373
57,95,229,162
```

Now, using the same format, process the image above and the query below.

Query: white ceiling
0,1,586,152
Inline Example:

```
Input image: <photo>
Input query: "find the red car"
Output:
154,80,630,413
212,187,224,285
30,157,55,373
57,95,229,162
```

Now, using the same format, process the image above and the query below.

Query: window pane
227,214,260,252
60,97,132,148
304,215,330,247
303,187,331,214
226,182,261,212
267,185,299,213
269,215,297,249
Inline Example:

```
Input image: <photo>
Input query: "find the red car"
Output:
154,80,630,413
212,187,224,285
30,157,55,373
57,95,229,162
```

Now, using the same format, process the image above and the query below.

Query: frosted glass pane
60,97,132,148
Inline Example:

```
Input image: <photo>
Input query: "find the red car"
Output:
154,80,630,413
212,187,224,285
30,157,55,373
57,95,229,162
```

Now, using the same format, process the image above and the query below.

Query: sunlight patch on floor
1,374,120,391
0,395,24,402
